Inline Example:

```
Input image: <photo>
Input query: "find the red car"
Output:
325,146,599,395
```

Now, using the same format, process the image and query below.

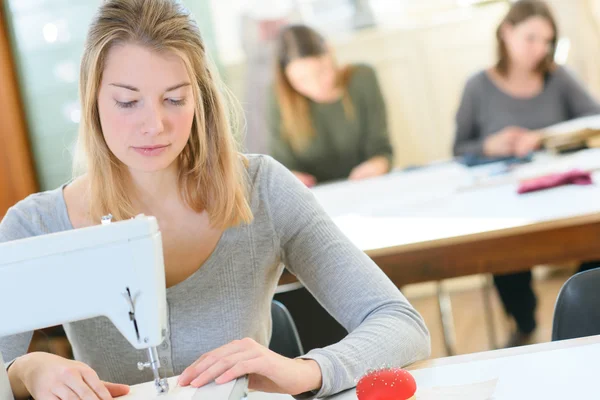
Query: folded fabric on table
460,153,533,168
517,169,593,194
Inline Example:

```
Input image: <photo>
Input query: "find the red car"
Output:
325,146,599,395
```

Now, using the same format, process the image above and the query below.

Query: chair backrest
269,300,304,358
552,268,600,341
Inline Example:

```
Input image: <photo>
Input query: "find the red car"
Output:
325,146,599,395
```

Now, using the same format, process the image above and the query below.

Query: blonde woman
269,25,393,187
0,1,429,399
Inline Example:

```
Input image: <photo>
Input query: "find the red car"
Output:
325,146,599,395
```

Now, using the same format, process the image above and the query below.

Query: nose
142,102,164,136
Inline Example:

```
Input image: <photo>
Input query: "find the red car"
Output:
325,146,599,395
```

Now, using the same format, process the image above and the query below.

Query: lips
134,144,169,149
132,144,170,156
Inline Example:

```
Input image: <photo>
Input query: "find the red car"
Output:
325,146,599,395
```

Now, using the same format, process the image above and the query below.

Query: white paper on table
542,114,600,136
120,376,238,400
416,378,498,400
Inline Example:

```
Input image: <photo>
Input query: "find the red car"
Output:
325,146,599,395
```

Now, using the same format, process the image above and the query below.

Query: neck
504,64,540,82
126,162,182,215
316,86,343,103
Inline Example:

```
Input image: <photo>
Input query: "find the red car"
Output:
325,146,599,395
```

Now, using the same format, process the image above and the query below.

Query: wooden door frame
0,4,38,217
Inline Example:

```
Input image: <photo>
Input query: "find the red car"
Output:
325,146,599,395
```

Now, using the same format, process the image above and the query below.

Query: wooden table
281,148,600,286
278,147,600,354
249,335,600,399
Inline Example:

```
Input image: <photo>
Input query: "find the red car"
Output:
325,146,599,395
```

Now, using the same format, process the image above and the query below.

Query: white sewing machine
0,215,170,399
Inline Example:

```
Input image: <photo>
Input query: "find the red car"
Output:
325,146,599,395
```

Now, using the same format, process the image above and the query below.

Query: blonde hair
274,24,355,151
74,0,252,229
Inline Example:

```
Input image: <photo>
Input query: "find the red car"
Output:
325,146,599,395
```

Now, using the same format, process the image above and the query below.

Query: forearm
454,137,485,157
301,298,430,396
368,155,391,171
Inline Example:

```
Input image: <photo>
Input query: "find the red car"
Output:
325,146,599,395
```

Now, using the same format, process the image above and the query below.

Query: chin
127,157,178,174
312,93,331,102
522,59,544,71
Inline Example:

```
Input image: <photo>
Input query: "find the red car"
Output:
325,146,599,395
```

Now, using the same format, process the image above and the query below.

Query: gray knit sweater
0,155,430,398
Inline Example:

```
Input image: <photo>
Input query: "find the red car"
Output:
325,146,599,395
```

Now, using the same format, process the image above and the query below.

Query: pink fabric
517,169,593,194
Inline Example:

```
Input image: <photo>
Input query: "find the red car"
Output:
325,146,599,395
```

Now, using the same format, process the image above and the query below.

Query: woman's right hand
483,126,527,157
291,171,317,188
9,352,130,400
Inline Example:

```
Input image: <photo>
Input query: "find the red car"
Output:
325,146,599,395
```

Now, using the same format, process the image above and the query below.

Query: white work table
249,335,600,399
311,148,600,257
275,147,600,286
275,117,600,358
276,144,600,355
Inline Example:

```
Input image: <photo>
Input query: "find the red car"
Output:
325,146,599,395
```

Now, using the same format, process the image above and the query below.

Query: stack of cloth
543,128,600,153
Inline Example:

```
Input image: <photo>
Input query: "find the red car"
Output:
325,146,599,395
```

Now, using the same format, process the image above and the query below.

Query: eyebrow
109,82,191,92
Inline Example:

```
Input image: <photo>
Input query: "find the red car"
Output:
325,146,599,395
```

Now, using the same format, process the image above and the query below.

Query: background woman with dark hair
269,24,393,186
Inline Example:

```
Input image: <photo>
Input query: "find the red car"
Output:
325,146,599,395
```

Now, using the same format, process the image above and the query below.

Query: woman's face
285,54,338,102
502,16,555,72
97,43,196,173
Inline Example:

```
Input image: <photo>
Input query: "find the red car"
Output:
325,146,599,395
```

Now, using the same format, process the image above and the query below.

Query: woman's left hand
349,156,390,181
177,338,322,396
514,132,544,158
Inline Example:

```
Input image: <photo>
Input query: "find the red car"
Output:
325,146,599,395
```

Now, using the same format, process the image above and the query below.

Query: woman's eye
115,100,137,109
167,98,186,106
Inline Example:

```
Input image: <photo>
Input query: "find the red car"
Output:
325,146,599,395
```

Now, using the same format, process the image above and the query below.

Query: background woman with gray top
453,0,600,348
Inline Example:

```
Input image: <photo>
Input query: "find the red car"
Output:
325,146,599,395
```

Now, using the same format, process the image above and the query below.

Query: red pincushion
356,368,417,400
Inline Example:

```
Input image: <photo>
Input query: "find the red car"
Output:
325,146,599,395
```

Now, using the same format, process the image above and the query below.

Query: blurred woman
454,0,600,347
269,24,393,186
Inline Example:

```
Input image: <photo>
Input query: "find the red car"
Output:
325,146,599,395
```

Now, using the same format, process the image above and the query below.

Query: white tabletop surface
248,337,600,399
311,148,600,255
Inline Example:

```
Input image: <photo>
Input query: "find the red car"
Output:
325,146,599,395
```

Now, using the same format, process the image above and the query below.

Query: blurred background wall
3,0,600,191
2,0,219,191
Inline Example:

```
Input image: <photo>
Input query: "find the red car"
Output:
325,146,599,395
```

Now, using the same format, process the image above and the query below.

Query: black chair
274,285,347,352
552,268,600,341
269,300,304,358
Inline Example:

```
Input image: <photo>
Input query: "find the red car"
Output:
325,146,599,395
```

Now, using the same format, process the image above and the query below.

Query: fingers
81,370,112,400
515,142,531,158
215,357,266,385
180,339,316,395
180,338,270,388
190,350,260,388
302,178,316,187
103,382,130,398
62,369,101,400
514,134,541,157
301,174,316,187
293,173,316,187
492,141,512,157
506,126,527,137
179,340,249,386
349,166,368,180
52,385,79,400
